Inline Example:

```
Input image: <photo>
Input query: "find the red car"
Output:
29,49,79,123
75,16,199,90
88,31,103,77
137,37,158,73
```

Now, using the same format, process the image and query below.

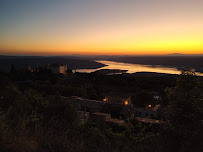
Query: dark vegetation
0,65,202,152
93,69,128,75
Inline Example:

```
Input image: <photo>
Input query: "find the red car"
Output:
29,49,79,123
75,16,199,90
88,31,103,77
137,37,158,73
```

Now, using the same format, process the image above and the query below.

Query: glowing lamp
103,98,107,102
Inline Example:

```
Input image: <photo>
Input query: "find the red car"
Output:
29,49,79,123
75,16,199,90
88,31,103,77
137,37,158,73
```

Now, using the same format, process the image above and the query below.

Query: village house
83,100,106,113
91,112,124,125
135,107,158,119
120,105,135,118
62,96,105,113
104,93,132,105
134,104,163,120
51,95,164,125
70,97,86,111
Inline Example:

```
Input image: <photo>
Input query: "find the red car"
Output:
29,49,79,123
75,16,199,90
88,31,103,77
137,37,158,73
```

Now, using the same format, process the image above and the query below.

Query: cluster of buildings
58,92,163,125
27,64,68,74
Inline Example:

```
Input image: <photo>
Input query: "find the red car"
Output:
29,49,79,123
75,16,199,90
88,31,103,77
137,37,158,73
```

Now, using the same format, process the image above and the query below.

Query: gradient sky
0,0,203,55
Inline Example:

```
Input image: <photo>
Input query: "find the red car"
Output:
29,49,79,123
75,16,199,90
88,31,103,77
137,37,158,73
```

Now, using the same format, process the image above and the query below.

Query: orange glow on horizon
1,29,202,55
0,49,202,56
1,0,203,56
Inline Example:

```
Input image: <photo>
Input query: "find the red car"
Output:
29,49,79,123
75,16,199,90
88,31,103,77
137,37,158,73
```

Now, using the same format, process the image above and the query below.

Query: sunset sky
0,0,203,55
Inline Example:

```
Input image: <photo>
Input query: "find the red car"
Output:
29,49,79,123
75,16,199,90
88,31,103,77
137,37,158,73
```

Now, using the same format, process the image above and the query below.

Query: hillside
0,56,105,72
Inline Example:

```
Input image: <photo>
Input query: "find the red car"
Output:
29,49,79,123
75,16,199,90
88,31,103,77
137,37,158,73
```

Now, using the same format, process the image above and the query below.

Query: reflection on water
76,60,203,76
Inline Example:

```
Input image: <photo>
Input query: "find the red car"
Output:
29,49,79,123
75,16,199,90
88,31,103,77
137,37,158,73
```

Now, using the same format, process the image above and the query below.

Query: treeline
6,65,178,102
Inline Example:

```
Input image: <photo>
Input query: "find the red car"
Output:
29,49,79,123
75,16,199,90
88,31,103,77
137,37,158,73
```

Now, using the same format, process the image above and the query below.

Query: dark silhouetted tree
10,64,16,73
164,69,203,152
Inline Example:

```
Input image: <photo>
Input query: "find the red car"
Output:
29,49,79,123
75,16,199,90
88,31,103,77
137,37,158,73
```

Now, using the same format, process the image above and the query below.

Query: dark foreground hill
0,56,105,72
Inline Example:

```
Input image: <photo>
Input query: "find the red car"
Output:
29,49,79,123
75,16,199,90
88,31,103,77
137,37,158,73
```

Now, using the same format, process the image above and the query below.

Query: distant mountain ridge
167,53,203,56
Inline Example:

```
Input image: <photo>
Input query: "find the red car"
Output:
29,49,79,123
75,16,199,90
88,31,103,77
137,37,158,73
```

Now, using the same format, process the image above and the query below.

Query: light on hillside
124,101,128,105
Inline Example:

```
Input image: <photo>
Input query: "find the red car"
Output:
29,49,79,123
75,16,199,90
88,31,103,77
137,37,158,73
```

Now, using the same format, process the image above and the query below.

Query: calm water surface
76,60,203,76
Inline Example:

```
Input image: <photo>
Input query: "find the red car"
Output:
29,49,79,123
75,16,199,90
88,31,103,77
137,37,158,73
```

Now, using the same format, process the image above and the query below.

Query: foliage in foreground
0,70,202,152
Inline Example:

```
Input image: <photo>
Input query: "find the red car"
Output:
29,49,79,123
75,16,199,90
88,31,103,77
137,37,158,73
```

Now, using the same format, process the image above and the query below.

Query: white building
48,64,67,74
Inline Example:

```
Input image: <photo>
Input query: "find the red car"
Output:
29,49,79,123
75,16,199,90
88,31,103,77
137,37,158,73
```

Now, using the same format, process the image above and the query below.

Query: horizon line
0,53,203,57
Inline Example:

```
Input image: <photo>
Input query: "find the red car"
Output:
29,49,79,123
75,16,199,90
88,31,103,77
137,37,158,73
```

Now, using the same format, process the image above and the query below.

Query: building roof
105,118,124,124
61,96,105,111
136,117,161,124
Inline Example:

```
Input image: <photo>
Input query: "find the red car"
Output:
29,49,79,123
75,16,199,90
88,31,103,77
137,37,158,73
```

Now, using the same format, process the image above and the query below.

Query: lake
76,60,203,76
